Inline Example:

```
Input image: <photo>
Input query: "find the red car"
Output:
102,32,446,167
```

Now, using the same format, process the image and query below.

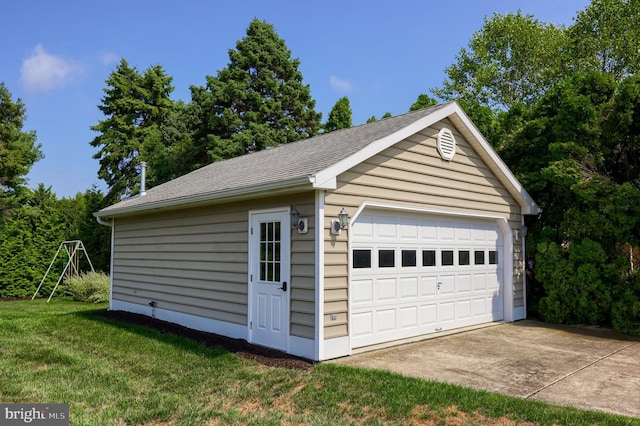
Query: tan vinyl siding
324,119,524,339
112,193,317,339
112,205,248,324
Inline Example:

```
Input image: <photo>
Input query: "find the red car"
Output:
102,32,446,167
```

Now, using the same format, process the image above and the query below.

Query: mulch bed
95,310,315,371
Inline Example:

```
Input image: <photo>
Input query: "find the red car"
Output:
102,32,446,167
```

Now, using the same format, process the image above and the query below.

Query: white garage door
350,210,503,348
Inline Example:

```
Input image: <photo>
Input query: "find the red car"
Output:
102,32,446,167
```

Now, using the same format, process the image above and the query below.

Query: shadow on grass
76,308,314,370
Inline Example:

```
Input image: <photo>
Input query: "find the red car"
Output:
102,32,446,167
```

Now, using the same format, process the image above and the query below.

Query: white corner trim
322,336,351,360
316,190,325,361
512,306,526,321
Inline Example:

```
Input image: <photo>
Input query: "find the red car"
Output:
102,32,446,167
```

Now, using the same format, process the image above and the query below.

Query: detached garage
95,102,540,361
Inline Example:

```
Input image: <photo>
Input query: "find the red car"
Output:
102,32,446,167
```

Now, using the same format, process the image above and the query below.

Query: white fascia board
95,176,314,219
450,105,541,215
312,104,456,188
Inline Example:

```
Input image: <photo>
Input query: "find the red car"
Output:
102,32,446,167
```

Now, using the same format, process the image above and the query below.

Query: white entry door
249,210,290,351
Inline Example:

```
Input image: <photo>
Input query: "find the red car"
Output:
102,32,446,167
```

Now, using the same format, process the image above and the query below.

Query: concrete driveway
333,320,640,419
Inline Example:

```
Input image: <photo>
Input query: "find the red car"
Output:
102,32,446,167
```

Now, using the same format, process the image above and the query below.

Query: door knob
280,281,287,291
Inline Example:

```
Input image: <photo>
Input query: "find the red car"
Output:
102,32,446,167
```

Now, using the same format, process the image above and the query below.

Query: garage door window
441,250,454,266
474,250,485,265
422,250,436,267
459,250,470,265
402,250,417,267
379,250,395,267
353,250,371,268
489,250,498,264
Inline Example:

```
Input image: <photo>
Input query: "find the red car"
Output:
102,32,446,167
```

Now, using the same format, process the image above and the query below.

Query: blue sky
1,0,589,198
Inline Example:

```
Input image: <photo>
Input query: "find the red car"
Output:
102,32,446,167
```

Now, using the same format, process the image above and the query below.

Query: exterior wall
111,193,316,340
323,118,524,340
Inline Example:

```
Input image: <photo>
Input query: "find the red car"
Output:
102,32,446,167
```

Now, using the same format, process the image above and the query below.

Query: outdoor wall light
290,206,300,228
514,225,528,242
290,206,308,233
331,208,349,235
338,208,349,229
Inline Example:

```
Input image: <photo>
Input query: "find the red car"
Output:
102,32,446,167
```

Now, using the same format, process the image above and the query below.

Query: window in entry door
260,221,281,282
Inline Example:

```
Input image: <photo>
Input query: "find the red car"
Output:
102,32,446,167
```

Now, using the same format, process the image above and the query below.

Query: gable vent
437,127,456,161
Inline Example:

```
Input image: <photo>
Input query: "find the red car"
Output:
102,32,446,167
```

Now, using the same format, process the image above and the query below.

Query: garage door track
334,320,640,418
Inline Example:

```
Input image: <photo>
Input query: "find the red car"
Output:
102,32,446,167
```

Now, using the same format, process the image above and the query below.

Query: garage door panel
457,274,471,293
400,306,418,329
351,211,504,349
400,277,418,299
420,276,438,297
352,279,373,304
472,297,487,315
457,300,471,319
439,275,456,295
377,278,396,301
420,304,437,325
352,312,373,337
377,309,396,332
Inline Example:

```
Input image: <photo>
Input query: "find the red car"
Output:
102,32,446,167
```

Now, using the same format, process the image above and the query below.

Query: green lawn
0,299,637,425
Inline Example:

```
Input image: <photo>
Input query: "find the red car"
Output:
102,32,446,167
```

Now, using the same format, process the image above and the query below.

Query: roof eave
95,176,315,219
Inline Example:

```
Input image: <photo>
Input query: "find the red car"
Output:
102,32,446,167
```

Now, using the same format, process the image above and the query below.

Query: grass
0,299,637,425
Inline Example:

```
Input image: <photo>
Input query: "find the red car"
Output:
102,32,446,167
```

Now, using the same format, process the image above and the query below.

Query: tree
0,83,43,216
190,19,321,164
409,94,438,111
90,60,175,201
501,72,640,330
432,12,568,112
569,0,640,79
324,97,352,132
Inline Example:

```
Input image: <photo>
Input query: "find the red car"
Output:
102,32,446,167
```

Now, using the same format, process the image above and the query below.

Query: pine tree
190,19,321,164
324,97,352,133
90,60,175,200
0,83,43,218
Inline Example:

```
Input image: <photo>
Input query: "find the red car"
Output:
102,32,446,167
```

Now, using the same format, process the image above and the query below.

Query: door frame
247,207,291,350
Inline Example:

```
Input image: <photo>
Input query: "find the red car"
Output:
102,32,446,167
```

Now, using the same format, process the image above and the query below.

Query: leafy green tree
324,97,352,132
502,72,640,331
190,19,321,164
569,0,640,79
91,60,175,201
0,83,43,217
409,94,438,111
432,12,568,112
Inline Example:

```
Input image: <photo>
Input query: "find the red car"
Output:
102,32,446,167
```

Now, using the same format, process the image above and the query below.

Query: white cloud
329,75,353,92
99,52,120,66
20,44,81,93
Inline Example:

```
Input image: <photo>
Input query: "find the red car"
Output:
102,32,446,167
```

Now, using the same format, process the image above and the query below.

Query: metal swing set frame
31,240,95,302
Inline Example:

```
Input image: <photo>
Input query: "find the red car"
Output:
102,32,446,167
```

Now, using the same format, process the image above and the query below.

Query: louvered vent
437,127,456,161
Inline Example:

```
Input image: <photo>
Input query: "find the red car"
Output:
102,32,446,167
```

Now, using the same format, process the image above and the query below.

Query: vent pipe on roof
139,161,147,197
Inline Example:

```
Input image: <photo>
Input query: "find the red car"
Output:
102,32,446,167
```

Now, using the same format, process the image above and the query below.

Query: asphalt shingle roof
97,104,450,216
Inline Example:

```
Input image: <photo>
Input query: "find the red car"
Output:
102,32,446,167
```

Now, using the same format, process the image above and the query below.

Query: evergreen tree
0,83,43,218
324,97,352,133
190,19,321,164
90,59,175,201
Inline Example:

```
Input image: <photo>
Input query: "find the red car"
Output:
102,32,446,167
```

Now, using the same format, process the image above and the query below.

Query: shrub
63,272,110,303
536,239,614,325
